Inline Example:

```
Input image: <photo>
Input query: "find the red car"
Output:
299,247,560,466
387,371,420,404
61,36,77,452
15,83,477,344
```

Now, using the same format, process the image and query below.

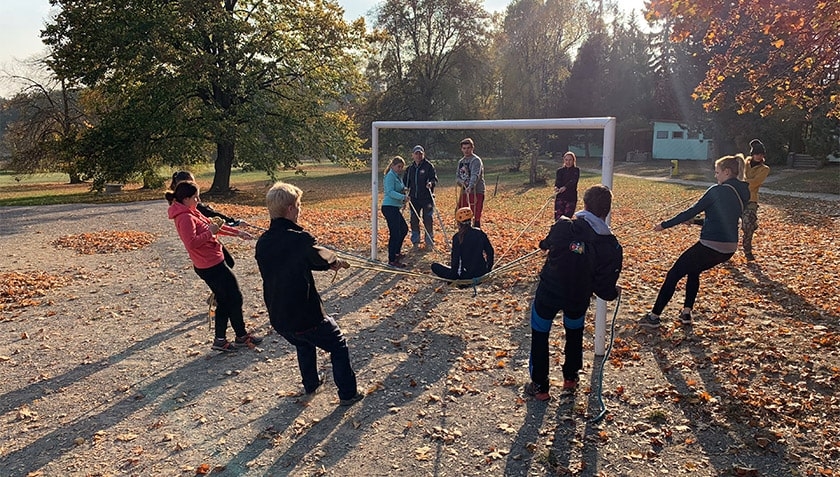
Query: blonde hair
384,155,405,175
562,151,577,167
266,181,302,219
715,155,743,180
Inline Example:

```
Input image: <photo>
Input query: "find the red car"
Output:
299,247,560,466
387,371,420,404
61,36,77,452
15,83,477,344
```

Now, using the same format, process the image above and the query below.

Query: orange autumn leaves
52,230,157,255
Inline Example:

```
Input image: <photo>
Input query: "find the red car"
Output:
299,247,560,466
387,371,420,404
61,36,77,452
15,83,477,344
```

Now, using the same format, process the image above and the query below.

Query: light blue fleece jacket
382,169,406,207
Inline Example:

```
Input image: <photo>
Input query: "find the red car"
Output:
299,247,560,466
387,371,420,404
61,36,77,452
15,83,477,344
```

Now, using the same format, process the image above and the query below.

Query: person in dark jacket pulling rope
430,207,494,283
255,181,364,406
403,145,439,250
638,155,749,328
525,184,623,402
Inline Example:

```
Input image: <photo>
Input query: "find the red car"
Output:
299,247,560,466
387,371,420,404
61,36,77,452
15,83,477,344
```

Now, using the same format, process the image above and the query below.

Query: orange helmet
455,207,474,223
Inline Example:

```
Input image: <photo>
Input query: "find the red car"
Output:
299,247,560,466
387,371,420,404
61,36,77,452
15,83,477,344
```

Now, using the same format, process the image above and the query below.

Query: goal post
371,117,616,355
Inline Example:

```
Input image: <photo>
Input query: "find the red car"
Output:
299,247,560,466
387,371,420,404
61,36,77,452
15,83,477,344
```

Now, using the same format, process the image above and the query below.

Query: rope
591,292,622,424
429,192,451,250
407,199,437,249
494,194,555,267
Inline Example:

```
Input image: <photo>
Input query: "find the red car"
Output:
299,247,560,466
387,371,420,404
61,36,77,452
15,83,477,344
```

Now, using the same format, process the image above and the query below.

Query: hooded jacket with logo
537,211,623,316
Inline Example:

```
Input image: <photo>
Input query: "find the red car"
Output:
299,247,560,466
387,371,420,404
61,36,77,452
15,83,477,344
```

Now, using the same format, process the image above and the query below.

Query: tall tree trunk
209,140,234,194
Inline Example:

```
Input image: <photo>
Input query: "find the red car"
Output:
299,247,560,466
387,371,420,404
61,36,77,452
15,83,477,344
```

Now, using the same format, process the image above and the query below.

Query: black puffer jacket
255,217,339,333
538,214,622,313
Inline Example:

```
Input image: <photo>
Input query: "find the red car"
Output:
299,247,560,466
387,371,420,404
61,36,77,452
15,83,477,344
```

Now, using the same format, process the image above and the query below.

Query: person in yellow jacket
742,139,770,261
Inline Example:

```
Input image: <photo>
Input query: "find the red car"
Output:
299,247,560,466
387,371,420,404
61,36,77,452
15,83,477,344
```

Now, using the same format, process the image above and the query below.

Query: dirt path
1,200,836,476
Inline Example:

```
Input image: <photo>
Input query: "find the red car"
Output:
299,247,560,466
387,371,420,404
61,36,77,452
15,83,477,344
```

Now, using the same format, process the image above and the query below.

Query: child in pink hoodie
166,181,261,352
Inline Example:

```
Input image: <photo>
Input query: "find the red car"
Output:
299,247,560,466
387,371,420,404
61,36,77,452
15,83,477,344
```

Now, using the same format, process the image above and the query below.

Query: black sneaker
637,313,661,329
211,338,237,352
339,392,364,406
679,311,692,325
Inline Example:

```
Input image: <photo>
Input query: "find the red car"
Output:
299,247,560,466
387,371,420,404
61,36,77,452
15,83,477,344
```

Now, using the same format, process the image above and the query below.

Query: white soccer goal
370,117,616,355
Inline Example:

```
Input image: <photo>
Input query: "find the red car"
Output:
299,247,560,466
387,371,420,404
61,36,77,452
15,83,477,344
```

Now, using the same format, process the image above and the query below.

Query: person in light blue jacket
381,156,409,267
638,155,749,328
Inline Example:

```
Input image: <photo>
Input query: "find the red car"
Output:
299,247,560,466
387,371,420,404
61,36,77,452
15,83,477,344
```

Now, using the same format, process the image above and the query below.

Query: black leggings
194,261,247,339
652,241,734,315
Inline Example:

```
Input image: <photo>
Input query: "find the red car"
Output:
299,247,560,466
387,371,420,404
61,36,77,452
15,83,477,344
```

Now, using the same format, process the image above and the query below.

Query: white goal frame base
370,117,616,355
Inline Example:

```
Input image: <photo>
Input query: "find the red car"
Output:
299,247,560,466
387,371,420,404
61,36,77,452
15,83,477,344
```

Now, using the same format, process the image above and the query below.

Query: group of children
165,138,769,405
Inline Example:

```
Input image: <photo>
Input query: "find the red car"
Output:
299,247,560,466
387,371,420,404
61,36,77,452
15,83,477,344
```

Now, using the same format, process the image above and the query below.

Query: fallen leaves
52,230,156,254
0,271,70,311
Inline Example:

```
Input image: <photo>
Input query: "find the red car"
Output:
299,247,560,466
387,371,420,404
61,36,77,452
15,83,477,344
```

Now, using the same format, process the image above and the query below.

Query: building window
656,131,669,139
672,131,684,139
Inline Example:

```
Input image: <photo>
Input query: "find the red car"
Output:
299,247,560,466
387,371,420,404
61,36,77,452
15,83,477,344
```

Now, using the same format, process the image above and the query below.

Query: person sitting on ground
170,171,241,226
525,184,623,401
255,181,364,406
165,180,261,352
430,207,494,285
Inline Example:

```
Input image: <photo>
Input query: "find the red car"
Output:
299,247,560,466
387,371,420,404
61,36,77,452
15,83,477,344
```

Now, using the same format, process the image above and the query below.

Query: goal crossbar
370,117,616,355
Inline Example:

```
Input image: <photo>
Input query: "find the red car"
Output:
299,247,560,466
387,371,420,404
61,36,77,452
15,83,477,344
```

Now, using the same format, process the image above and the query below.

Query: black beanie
749,139,765,156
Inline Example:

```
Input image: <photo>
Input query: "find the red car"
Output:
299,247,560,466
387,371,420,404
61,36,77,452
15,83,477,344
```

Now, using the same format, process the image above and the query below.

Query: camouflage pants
741,202,759,254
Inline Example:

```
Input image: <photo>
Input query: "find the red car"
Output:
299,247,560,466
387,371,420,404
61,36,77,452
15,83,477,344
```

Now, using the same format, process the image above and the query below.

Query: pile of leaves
0,271,70,312
52,230,156,255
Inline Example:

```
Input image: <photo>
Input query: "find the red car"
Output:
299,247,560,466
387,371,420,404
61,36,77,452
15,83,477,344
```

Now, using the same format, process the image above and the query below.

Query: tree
647,0,840,119
3,74,91,184
42,0,369,193
496,0,590,120
360,0,494,151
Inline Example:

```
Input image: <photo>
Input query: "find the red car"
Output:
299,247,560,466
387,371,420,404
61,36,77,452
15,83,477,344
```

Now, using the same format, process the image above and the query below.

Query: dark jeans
409,199,434,246
279,317,358,400
652,241,734,315
194,261,246,339
529,282,587,390
381,205,408,262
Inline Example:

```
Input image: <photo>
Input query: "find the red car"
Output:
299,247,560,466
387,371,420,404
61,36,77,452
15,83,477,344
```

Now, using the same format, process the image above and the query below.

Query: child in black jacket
525,185,623,401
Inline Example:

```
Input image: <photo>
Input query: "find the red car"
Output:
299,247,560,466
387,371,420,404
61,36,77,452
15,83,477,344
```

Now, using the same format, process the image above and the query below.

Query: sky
0,0,647,97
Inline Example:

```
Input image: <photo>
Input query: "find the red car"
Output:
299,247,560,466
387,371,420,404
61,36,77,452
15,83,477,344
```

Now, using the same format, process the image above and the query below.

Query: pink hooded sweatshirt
168,200,225,269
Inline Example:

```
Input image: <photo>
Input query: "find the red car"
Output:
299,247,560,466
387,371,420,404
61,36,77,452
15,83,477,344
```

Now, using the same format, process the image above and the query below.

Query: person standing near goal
456,138,486,228
742,139,770,261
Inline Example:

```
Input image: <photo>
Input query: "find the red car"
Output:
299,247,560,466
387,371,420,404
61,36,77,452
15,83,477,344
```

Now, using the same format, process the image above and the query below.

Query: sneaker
679,311,692,325
234,333,263,348
637,313,661,329
211,338,237,352
305,372,327,395
524,382,551,402
339,392,364,406
562,379,578,390
745,252,755,261
388,261,407,268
